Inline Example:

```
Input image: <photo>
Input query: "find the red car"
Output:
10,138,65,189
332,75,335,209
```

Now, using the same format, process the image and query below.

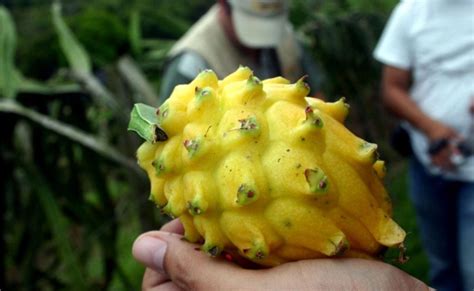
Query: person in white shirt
374,0,474,290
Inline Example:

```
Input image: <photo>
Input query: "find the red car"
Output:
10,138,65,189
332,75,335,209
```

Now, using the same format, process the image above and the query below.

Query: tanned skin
381,65,461,170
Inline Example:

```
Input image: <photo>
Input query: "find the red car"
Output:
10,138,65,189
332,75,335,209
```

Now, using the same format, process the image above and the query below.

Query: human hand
424,120,461,170
132,219,431,291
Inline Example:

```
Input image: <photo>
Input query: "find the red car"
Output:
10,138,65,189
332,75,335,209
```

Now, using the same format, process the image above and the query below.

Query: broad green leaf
1,67,81,95
52,3,121,112
19,77,81,95
0,100,142,176
0,6,17,99
16,68,82,94
52,2,91,75
129,10,141,56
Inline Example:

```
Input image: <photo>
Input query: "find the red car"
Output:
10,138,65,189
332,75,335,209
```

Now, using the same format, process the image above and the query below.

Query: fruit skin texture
132,67,406,266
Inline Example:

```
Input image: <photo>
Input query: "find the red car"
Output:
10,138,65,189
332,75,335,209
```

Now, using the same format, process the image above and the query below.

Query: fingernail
133,236,167,274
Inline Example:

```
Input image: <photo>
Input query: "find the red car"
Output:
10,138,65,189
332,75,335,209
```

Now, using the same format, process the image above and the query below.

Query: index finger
160,219,184,234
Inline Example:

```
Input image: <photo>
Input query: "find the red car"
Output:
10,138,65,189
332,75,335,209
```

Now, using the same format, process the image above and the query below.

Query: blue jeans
409,157,474,291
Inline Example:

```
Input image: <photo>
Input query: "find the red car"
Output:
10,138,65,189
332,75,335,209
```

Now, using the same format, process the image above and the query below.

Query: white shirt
374,0,474,181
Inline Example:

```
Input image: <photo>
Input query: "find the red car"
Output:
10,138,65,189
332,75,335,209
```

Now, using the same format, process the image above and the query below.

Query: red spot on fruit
224,253,233,262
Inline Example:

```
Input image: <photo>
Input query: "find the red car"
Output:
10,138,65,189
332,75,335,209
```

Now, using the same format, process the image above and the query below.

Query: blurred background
1,0,429,289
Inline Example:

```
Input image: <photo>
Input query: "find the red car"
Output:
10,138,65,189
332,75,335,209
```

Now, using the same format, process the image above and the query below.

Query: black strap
427,138,449,155
259,48,281,79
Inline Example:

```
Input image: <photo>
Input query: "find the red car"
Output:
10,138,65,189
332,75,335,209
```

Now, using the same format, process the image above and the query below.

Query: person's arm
133,219,432,291
381,65,459,169
381,66,458,141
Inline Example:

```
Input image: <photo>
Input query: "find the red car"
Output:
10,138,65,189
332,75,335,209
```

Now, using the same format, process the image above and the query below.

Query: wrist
417,118,439,141
418,118,457,142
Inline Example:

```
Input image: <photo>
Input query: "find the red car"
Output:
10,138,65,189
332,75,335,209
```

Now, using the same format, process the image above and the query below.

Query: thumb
132,231,251,290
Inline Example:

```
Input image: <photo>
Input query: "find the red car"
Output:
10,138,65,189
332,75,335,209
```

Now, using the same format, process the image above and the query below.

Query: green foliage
0,5,17,99
28,167,87,290
2,3,162,289
12,3,62,79
129,10,142,56
9,0,213,80
52,2,92,74
136,0,213,37
69,8,129,66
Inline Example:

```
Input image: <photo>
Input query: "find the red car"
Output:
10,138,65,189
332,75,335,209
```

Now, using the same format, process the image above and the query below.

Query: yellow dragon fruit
128,67,406,266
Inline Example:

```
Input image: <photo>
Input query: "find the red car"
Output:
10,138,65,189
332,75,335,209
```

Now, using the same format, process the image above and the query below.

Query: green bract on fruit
128,67,406,266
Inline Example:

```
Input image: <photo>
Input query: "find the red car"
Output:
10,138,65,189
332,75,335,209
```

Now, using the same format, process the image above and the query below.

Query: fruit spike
161,203,174,218
306,97,350,124
194,86,202,95
221,66,253,86
238,116,259,132
305,107,324,128
243,247,266,260
192,69,218,89
162,178,187,218
183,172,213,215
236,183,258,205
150,180,166,203
187,199,205,216
358,142,379,164
203,244,222,257
373,160,386,179
332,237,350,256
243,75,264,101
187,87,218,121
196,217,229,258
156,98,189,136
162,197,186,219
221,74,265,107
305,167,329,195
152,158,166,176
247,75,262,88
290,107,325,141
293,75,311,97
337,97,350,119
183,139,200,157
194,86,212,100
327,97,350,124
180,213,202,243
262,76,290,85
242,240,269,260
156,103,169,123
